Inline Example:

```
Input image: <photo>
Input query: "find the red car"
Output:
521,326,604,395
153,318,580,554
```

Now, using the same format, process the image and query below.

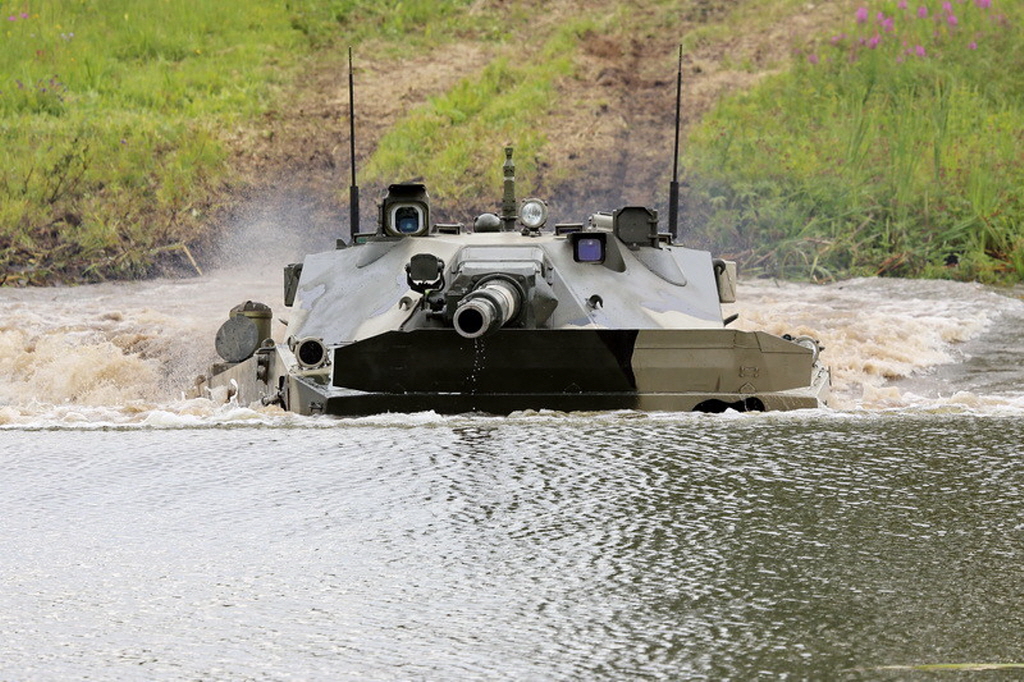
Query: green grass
681,0,842,55
363,21,591,207
0,1,308,282
0,0,480,283
8,0,1024,285
287,0,493,48
683,0,1024,282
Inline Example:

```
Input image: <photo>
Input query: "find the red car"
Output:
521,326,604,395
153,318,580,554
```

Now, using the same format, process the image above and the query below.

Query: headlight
519,198,548,230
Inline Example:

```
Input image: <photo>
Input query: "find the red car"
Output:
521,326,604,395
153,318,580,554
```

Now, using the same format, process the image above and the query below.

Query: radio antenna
348,47,359,242
668,44,682,241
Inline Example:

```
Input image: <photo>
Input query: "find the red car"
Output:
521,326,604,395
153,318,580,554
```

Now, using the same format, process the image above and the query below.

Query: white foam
725,277,1024,409
3,275,1024,427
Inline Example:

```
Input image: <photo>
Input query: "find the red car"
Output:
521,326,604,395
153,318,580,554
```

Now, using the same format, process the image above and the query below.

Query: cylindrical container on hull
230,301,273,345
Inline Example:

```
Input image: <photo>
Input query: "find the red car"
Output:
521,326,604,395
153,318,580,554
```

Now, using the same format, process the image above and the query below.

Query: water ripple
2,415,1023,679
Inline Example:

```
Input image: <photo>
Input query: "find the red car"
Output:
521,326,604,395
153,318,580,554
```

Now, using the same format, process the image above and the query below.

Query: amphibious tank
197,146,830,415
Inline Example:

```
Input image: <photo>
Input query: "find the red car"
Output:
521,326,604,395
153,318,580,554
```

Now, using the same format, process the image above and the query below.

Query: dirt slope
216,0,851,252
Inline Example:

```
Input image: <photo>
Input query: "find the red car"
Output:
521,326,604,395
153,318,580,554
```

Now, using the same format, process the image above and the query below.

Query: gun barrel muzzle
453,278,521,339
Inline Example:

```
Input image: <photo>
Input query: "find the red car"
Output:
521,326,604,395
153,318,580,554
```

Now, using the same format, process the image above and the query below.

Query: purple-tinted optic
576,237,604,262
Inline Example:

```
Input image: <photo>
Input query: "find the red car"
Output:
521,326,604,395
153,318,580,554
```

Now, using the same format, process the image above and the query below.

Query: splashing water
2,272,1023,427
724,277,1024,410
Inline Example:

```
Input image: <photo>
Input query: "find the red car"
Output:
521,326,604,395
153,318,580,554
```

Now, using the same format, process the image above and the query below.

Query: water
3,270,1024,679
3,415,1023,679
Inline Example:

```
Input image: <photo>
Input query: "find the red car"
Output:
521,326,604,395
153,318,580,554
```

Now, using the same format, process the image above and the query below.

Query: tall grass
685,0,1024,282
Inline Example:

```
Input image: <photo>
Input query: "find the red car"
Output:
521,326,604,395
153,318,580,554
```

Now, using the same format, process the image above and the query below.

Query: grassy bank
7,0,1023,285
683,0,1024,282
2,1,295,283
0,0,478,284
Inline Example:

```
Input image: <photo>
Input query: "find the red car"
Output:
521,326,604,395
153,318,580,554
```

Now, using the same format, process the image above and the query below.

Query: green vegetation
294,0,508,48
1,1,300,282
6,0,1024,285
0,0,474,283
682,0,829,56
364,21,591,204
684,0,1024,282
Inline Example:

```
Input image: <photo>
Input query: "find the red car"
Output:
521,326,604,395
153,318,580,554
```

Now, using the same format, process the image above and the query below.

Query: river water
2,256,1024,679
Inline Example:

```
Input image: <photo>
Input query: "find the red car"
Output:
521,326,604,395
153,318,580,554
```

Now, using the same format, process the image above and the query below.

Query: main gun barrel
452,278,521,339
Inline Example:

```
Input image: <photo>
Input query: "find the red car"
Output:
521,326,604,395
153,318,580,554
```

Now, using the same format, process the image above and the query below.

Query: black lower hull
316,389,640,415
208,328,829,416
332,329,639,394
293,381,798,416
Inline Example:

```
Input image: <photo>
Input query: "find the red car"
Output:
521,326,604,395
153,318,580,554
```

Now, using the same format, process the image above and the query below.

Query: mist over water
212,184,346,272
0,188,337,426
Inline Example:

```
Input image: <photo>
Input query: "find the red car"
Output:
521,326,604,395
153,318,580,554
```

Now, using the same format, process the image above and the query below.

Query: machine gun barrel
452,278,521,339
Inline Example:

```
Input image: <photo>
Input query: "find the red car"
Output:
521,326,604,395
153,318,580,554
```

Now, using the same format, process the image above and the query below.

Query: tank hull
204,327,830,416
199,165,832,415
292,379,830,416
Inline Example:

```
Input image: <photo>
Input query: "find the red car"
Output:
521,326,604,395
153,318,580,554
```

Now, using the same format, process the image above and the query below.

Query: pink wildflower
915,44,927,56
808,53,820,65
917,5,928,17
856,6,869,23
882,16,895,31
898,0,908,8
6,15,15,21
975,0,991,6
942,1,952,12
948,13,958,25
968,40,978,49
868,34,881,48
